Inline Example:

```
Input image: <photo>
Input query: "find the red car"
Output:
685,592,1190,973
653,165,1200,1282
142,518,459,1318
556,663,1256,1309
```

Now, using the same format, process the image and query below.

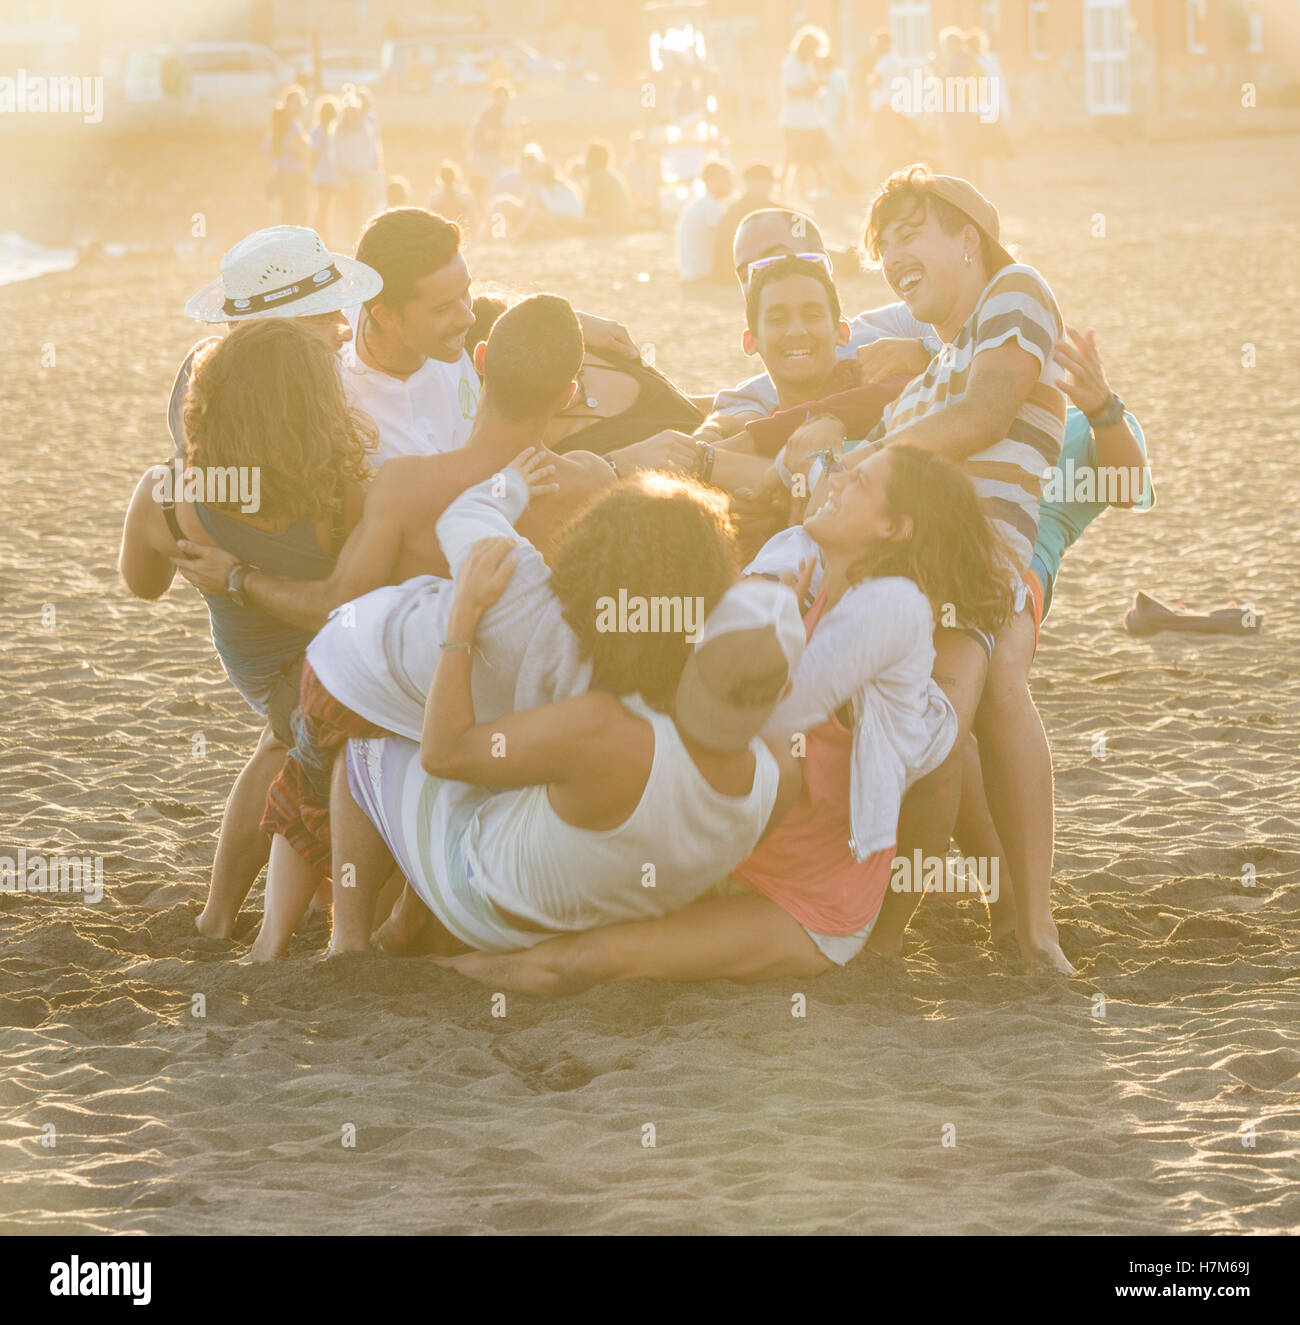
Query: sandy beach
1,129,1298,1236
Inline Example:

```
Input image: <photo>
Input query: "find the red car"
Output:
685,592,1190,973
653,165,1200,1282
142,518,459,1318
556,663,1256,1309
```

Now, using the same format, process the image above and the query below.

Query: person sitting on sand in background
434,443,1009,991
330,481,805,958
623,132,662,227
118,320,375,940
676,161,734,283
515,160,586,241
429,161,481,237
384,174,411,208
230,298,617,957
580,140,635,234
711,163,778,286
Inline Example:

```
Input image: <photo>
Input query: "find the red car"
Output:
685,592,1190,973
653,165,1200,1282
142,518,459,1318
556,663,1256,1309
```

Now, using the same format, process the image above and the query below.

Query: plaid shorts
260,661,389,878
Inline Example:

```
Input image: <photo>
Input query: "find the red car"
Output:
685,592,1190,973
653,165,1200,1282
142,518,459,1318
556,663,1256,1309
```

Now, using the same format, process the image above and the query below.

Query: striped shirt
861,264,1067,572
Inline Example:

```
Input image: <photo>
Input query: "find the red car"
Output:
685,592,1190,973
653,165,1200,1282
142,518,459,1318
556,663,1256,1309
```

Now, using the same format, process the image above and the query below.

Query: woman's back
162,483,338,713
462,694,779,931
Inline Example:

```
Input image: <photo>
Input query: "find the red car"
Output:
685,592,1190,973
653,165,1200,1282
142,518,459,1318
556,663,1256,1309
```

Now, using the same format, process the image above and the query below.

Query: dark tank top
550,348,703,455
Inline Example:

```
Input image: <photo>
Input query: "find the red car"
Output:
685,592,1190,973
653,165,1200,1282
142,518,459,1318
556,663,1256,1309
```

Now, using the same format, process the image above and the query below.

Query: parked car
380,35,568,93
289,49,382,94
123,42,293,102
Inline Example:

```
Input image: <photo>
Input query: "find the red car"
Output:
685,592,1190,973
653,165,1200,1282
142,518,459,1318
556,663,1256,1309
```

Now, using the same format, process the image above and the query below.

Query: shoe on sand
1123,591,1262,637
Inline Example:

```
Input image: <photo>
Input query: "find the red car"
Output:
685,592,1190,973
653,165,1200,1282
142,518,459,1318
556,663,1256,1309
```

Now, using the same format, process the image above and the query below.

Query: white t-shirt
676,191,725,282
339,335,480,468
780,54,825,130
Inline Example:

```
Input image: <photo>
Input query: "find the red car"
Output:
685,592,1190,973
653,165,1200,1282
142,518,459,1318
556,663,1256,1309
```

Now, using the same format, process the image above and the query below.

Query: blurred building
750,1,1300,121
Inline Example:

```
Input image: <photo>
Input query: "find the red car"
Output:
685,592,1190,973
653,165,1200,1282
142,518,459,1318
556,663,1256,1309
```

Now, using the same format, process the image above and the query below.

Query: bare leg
951,734,1017,942
444,890,831,997
196,725,284,938
974,608,1074,974
328,752,395,953
246,834,322,962
869,629,989,956
373,882,432,953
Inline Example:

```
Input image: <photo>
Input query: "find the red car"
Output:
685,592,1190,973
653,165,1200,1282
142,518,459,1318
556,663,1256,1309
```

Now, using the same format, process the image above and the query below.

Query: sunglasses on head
740,251,834,286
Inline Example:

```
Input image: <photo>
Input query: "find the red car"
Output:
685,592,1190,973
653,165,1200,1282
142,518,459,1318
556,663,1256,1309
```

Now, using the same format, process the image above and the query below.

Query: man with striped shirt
842,167,1071,973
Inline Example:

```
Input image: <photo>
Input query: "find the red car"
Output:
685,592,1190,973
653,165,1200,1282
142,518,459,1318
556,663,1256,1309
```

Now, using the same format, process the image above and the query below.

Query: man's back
383,445,612,584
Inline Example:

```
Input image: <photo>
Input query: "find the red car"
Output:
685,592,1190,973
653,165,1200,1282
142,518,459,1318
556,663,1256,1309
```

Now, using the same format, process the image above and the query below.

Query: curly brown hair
549,472,739,708
848,446,1014,636
183,319,375,529
862,163,1006,274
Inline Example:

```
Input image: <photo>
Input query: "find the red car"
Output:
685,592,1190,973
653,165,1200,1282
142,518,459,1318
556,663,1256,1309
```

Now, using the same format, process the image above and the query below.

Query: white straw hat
184,225,382,323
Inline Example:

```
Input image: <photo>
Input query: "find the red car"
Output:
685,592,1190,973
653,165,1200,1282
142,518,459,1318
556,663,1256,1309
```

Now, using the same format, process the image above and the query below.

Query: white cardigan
751,533,957,860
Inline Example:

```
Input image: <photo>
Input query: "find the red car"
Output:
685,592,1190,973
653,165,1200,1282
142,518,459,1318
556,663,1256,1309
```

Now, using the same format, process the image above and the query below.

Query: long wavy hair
183,319,375,530
549,472,738,708
848,445,1014,636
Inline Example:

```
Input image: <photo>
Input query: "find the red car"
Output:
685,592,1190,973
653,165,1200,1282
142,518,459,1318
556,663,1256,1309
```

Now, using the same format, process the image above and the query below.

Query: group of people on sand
119,160,1153,991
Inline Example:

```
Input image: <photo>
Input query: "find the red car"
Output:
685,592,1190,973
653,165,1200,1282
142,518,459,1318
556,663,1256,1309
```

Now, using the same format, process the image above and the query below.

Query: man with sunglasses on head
706,207,941,431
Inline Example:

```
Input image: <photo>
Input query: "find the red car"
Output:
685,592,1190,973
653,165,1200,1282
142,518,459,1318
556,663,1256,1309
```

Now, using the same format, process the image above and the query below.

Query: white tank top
465,693,780,932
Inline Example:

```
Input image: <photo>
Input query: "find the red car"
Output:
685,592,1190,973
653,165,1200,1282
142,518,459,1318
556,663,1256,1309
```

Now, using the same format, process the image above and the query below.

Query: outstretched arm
441,891,830,996
1054,326,1151,509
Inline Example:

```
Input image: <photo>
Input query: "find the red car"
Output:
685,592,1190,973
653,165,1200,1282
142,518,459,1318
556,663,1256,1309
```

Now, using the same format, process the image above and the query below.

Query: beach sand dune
1,134,1297,1235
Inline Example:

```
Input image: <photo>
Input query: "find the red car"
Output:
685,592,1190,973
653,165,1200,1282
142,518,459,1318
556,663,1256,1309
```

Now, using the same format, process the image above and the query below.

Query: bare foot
324,940,371,958
1021,938,1077,976
242,943,282,964
373,886,431,955
195,908,236,940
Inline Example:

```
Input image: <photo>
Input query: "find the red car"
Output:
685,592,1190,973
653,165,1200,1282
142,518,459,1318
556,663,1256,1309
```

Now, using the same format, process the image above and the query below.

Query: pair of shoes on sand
1124,591,1263,637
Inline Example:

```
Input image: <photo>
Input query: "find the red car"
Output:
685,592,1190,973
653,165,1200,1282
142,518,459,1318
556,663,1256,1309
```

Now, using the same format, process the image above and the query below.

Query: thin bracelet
439,640,472,652
694,440,715,484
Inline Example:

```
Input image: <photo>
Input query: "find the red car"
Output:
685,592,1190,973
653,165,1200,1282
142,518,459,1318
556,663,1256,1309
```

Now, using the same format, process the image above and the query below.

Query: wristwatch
226,562,252,607
1086,392,1125,430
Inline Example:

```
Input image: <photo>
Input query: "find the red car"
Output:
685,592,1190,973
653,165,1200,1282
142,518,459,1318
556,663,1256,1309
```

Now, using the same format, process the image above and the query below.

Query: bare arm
171,468,404,632
420,538,630,791
1055,326,1150,509
856,338,1040,463
119,467,179,601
